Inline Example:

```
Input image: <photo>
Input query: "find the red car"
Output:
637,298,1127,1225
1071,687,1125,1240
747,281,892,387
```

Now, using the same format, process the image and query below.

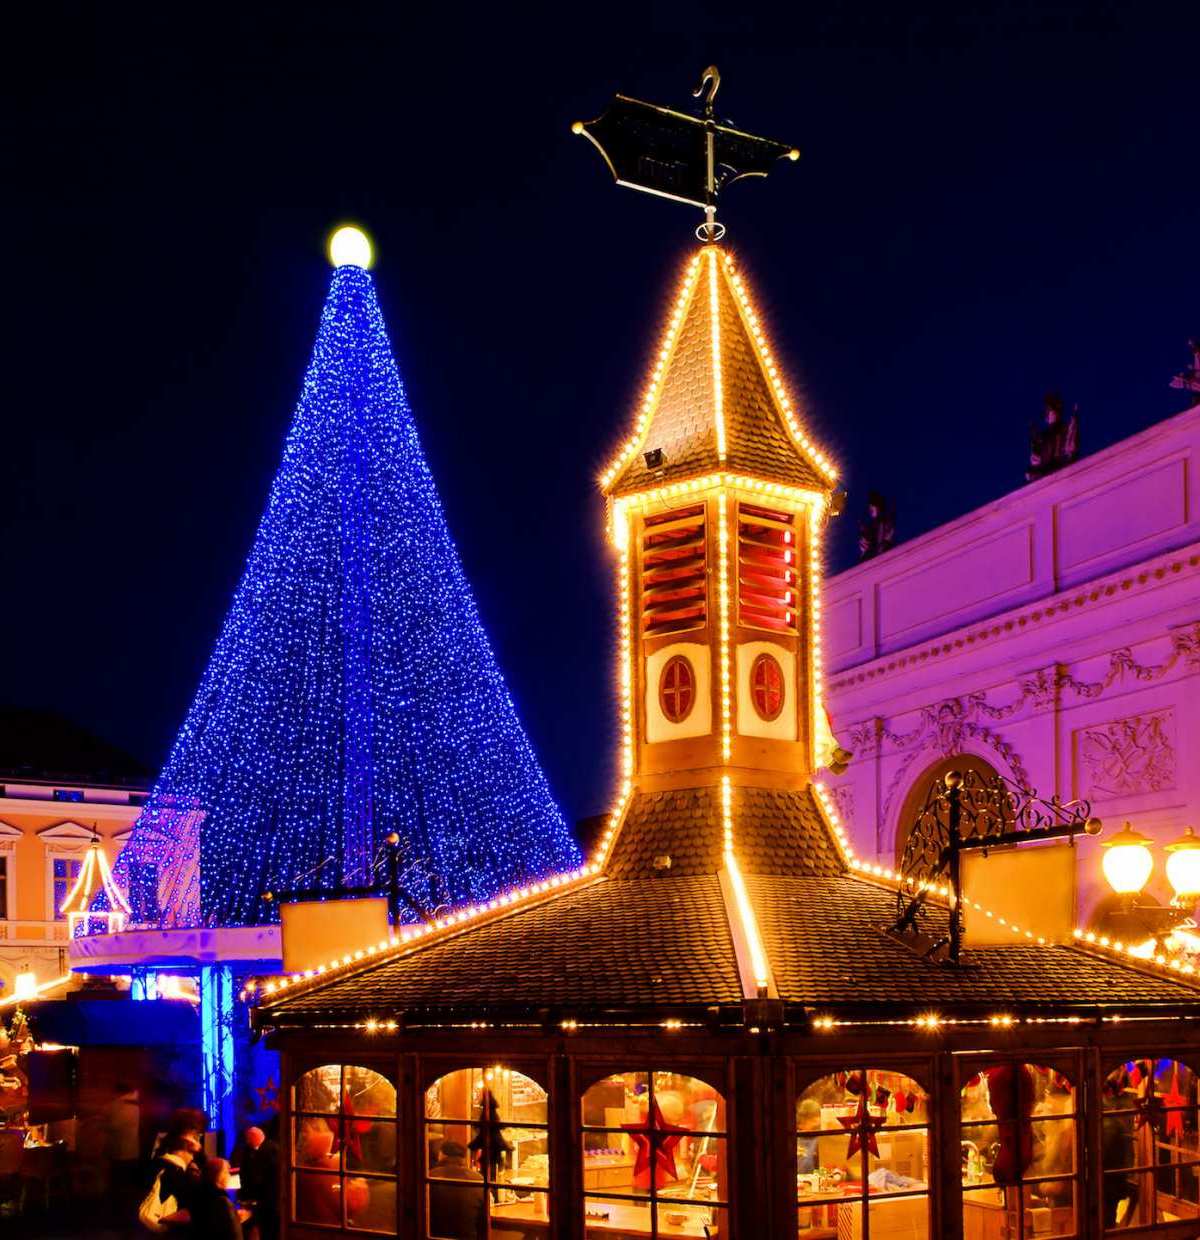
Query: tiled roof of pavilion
601,246,836,499
254,782,1200,1028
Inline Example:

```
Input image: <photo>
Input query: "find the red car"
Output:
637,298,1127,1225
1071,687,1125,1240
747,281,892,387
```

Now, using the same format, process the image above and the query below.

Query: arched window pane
580,1070,727,1237
290,1064,398,1236
424,1066,550,1239
798,1069,929,1238
961,1063,1076,1240
1103,1057,1200,1230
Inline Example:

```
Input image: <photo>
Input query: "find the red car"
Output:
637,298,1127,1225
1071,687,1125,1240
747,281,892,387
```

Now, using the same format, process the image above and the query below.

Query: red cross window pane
659,655,696,724
750,653,785,722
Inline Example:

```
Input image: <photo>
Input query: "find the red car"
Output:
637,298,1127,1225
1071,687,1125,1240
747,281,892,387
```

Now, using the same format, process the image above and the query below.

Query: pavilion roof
255,783,1200,1028
601,246,836,499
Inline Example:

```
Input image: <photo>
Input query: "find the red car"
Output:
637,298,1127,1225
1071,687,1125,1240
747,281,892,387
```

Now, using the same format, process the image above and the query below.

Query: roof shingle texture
751,874,1200,1009
264,875,742,1018
605,785,844,879
608,253,826,497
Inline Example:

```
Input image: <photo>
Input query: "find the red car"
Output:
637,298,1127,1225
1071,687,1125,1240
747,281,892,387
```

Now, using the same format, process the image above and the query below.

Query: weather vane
573,66,800,241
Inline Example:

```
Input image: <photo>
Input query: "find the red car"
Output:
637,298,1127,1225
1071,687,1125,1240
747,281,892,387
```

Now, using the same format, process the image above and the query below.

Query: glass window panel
1102,1106,1138,1172
427,1180,487,1239
583,1072,651,1127
653,1072,725,1134
345,1175,396,1234
489,1186,549,1229
295,1116,339,1168
502,1126,549,1186
868,1194,929,1239
797,1198,844,1234
1103,1170,1142,1230
345,1065,396,1118
1029,1117,1076,1179
1021,1178,1075,1231
661,1201,725,1235
426,1066,548,1125
426,1068,476,1121
638,1133,726,1202
345,1120,397,1174
296,1064,342,1114
584,1194,653,1235
870,1127,929,1193
426,1124,479,1180
294,1170,343,1226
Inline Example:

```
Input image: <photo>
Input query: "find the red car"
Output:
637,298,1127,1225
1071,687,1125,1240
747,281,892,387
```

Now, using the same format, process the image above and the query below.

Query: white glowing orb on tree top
328,224,373,269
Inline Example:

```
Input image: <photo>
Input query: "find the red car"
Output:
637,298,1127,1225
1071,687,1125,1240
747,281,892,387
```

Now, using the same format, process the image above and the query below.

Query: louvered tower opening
640,505,707,636
737,503,799,633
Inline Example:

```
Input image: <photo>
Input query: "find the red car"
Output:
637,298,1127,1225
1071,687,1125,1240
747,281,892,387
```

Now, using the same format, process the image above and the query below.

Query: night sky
8,4,1198,823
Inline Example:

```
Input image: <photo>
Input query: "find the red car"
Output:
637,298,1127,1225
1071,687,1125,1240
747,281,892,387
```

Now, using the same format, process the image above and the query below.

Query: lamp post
1165,826,1200,904
1100,824,1155,896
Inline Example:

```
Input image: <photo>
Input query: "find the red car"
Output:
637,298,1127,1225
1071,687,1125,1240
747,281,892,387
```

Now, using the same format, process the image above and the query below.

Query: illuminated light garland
61,836,131,937
813,814,1200,988
721,252,837,484
717,493,733,761
0,972,74,1009
707,248,727,461
721,774,772,996
599,253,704,489
116,262,580,928
245,860,602,1003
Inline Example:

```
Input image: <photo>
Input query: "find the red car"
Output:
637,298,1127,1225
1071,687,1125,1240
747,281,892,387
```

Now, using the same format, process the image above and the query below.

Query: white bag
137,1169,178,1234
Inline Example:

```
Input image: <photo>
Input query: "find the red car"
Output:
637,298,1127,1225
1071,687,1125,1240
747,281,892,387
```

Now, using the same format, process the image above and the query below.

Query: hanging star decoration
839,1100,886,1161
1159,1064,1188,1142
330,1088,371,1163
624,1098,688,1191
255,1076,280,1114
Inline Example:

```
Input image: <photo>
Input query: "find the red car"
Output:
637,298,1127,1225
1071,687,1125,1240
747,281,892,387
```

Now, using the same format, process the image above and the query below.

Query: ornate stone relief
1076,709,1177,800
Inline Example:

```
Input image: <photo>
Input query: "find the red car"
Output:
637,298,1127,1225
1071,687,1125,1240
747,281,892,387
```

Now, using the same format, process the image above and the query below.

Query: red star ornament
1160,1066,1188,1141
839,1100,886,1160
624,1098,688,1190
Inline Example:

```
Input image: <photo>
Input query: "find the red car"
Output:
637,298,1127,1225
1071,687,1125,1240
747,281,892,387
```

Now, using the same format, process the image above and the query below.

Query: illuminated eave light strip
0,972,73,1009
707,248,727,462
246,862,601,1004
600,253,704,490
722,775,772,995
813,783,1200,988
717,493,732,761
721,252,838,485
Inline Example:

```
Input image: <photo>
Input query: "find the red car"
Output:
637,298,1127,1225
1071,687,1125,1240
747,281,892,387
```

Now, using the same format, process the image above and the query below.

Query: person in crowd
141,1133,198,1233
235,1124,281,1240
189,1157,250,1240
428,1139,485,1239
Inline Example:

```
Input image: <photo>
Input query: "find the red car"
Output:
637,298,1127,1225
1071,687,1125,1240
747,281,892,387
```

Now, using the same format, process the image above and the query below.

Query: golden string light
599,253,703,490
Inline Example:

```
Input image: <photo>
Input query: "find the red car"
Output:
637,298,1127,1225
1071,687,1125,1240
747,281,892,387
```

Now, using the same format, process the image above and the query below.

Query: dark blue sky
7,3,1198,822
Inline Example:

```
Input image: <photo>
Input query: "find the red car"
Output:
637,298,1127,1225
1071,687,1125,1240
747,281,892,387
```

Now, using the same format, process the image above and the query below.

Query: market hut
251,232,1200,1240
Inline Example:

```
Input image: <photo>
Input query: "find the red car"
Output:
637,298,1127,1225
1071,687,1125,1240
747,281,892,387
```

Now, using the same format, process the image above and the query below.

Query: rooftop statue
858,491,896,560
1026,390,1079,482
1170,339,1200,398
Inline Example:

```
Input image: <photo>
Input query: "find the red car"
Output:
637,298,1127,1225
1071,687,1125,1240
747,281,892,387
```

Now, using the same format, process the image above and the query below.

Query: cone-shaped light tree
115,229,581,928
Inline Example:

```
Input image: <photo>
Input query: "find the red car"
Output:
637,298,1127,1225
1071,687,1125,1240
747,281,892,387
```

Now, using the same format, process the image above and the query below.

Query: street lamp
1165,826,1200,903
1100,823,1155,895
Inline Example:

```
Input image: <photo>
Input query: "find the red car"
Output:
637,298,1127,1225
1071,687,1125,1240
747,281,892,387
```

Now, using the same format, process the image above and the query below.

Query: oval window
659,655,696,724
750,652,785,721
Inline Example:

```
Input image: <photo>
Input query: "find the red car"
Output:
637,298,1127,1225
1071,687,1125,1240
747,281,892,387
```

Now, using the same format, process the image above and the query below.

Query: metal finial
693,65,721,117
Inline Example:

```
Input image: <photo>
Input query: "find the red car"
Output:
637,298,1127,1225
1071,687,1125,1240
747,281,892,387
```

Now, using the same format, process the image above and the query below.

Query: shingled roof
256,780,1200,1028
603,246,833,498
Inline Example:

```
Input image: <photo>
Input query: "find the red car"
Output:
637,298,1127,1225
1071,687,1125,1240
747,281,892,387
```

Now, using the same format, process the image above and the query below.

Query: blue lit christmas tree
115,228,581,928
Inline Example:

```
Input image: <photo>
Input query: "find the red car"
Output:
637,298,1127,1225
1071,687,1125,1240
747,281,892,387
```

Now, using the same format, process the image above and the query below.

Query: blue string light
114,263,580,927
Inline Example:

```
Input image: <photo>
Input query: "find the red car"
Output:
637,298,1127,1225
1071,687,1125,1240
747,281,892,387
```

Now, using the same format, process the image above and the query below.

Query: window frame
958,1055,1081,1240
421,1062,551,1239
578,1067,729,1239
793,1063,932,1238
290,1061,399,1235
1101,1054,1200,1234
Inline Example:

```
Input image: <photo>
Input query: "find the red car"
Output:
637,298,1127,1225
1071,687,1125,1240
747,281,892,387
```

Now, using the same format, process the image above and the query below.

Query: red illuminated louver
738,503,799,633
641,505,707,636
